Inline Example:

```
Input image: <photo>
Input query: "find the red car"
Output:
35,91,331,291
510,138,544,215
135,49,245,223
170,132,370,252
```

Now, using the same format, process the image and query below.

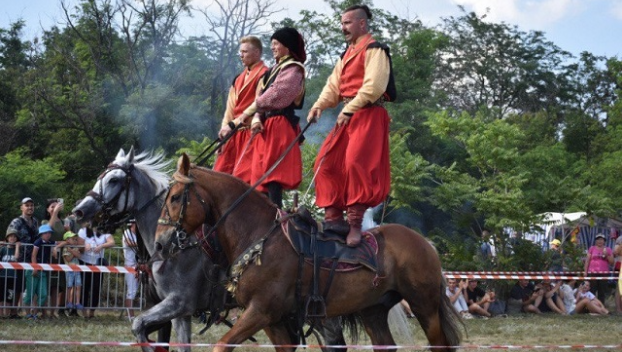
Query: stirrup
305,295,327,318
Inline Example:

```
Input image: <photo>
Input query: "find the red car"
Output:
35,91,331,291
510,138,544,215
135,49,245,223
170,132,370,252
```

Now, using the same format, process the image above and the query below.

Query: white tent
524,212,587,247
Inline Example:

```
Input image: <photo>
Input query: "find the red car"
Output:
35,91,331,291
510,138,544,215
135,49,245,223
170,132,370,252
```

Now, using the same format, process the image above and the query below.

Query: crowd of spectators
445,232,622,319
5,196,622,322
0,196,139,320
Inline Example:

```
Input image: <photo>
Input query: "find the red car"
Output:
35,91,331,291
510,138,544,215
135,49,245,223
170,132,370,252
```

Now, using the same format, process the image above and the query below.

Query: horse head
74,146,169,234
155,153,213,255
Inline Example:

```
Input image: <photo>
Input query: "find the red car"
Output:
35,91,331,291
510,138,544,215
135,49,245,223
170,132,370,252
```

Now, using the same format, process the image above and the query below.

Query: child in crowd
62,231,83,315
23,224,57,319
0,227,21,318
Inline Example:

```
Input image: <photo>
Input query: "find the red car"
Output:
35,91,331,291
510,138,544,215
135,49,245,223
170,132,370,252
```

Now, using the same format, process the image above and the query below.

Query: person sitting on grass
465,279,493,318
536,280,567,314
559,279,592,315
445,278,473,319
575,281,609,315
509,279,542,314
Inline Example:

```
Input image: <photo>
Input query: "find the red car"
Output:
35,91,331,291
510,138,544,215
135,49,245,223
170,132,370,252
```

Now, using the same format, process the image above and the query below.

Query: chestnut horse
74,148,348,352
155,153,462,352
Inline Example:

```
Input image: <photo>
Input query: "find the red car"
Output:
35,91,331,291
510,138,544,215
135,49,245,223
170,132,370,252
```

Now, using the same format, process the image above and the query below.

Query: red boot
323,207,349,234
346,205,366,247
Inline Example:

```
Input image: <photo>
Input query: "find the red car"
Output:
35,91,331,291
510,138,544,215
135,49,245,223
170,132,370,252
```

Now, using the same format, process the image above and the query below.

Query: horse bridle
158,177,211,253
87,163,165,230
87,163,135,221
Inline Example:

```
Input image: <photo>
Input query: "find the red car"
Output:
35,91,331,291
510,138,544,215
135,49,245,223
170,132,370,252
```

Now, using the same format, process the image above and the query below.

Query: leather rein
157,121,313,256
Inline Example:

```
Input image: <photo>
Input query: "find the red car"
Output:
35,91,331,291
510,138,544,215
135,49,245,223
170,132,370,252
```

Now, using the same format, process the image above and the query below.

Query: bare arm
15,242,20,260
95,235,116,253
606,248,614,265
584,252,592,276
31,246,40,276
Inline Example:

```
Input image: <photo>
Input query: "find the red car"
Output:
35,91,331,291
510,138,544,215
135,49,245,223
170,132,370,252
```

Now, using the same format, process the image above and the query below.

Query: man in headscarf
239,27,307,208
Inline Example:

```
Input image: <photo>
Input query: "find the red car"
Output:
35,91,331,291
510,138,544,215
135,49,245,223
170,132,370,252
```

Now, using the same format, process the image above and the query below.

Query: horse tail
316,314,360,352
438,276,465,347
340,313,361,344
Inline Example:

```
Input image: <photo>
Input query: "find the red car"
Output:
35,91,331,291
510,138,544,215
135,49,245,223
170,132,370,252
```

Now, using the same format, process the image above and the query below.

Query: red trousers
213,129,254,184
251,116,302,193
314,106,390,210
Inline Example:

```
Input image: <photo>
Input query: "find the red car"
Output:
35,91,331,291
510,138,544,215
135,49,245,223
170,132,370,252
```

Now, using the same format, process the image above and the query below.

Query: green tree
0,21,31,154
436,9,571,117
0,149,66,226
426,109,534,239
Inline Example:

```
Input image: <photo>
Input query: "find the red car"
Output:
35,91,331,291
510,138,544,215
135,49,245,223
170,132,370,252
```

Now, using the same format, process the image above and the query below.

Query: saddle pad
282,218,378,272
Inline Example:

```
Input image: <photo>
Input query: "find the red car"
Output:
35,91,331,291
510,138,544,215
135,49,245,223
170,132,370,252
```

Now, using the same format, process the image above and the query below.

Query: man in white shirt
445,278,472,319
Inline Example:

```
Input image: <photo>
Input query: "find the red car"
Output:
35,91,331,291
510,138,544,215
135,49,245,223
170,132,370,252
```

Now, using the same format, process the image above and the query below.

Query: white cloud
450,0,583,30
611,1,622,20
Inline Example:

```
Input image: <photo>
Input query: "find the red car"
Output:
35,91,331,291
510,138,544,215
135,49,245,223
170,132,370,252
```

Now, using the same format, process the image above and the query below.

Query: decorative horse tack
156,153,464,352
226,237,269,294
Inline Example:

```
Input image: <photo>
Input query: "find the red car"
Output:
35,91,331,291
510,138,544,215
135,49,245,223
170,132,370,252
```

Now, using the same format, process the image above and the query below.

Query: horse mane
114,150,171,195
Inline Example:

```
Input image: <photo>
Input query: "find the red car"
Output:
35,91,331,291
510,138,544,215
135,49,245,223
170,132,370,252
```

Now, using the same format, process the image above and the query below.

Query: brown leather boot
323,207,349,234
346,204,366,247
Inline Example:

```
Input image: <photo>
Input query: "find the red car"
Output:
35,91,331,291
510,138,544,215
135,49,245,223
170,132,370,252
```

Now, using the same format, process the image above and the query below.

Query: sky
1,0,621,58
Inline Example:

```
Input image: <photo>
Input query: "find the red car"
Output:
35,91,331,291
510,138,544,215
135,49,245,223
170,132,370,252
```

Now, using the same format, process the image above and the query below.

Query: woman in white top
559,280,592,315
575,281,609,315
78,225,115,318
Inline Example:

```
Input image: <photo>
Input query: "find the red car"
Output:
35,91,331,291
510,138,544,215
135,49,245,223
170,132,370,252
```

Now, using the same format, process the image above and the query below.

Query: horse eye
108,177,119,184
171,194,181,203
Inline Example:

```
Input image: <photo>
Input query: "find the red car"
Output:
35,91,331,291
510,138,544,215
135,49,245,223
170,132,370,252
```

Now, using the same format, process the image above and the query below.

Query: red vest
232,62,268,116
340,34,375,98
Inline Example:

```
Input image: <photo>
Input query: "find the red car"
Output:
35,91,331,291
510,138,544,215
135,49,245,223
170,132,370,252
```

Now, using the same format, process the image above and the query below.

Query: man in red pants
214,36,268,183
307,4,393,247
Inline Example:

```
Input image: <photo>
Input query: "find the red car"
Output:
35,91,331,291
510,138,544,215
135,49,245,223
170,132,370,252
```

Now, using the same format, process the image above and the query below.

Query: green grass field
1,312,621,351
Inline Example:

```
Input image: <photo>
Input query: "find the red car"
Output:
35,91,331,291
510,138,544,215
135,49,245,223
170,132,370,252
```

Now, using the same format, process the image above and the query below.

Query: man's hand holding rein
307,107,322,123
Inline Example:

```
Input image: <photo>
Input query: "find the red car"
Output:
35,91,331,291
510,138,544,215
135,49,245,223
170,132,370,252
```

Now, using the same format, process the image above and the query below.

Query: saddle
281,207,378,272
280,206,379,328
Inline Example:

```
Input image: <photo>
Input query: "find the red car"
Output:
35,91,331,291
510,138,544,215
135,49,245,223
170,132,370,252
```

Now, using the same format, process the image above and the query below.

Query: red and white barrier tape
444,273,617,280
1,262,619,280
1,341,622,350
449,271,618,275
0,262,135,274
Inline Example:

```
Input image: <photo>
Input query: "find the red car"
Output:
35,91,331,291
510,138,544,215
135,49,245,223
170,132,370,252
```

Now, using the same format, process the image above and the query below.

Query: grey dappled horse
73,148,347,352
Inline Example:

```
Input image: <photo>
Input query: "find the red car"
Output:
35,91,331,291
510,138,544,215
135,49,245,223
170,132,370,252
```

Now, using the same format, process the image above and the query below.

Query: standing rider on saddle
214,36,268,184
241,27,307,208
307,4,393,247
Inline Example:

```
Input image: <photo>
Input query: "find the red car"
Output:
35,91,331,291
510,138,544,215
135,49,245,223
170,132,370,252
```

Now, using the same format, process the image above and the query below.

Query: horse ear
116,149,126,159
177,153,190,176
127,146,135,162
